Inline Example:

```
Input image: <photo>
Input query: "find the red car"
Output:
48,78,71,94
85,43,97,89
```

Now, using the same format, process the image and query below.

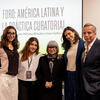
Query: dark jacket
36,55,65,100
81,38,100,95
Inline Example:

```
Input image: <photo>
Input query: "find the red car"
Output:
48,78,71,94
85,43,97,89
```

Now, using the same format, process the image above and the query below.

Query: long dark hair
0,26,19,49
20,37,39,61
62,26,81,50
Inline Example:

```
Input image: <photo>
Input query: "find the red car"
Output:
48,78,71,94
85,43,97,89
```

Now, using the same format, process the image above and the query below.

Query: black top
3,46,19,76
36,55,66,100
36,55,65,86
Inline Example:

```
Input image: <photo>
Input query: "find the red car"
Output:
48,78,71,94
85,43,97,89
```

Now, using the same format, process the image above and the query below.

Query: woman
36,40,65,100
62,26,84,100
0,26,19,100
18,37,42,100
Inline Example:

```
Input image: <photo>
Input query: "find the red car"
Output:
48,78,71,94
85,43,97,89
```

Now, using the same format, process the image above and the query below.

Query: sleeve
35,57,46,86
0,44,1,68
0,48,8,73
18,53,22,74
61,57,66,81
0,58,1,68
52,57,66,87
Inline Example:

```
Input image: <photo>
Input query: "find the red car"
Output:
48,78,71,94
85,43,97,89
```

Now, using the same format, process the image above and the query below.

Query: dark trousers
18,79,39,100
81,88,100,100
64,71,80,100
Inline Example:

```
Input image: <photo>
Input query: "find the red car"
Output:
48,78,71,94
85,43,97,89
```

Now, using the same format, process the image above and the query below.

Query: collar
84,37,96,51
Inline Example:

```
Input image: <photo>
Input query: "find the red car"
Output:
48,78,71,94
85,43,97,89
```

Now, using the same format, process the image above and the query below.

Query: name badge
26,71,32,79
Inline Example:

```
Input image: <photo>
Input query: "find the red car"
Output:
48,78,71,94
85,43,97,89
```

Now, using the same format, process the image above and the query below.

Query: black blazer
36,55,65,100
81,38,100,95
36,55,65,87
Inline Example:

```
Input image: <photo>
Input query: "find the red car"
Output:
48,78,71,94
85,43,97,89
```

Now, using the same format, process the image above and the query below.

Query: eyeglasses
48,46,57,48
7,32,16,35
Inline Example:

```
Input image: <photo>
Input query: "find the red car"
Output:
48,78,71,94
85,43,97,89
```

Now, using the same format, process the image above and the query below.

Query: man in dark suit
81,23,100,100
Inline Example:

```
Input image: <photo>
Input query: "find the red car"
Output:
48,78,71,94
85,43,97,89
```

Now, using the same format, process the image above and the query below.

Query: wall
83,0,100,38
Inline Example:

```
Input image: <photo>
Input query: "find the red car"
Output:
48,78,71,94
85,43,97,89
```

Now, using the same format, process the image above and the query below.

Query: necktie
82,44,89,62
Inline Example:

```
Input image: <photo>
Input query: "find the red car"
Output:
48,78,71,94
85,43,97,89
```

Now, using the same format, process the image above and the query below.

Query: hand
45,81,53,88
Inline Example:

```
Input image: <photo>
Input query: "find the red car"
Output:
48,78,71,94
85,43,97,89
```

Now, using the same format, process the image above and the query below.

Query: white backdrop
0,0,82,54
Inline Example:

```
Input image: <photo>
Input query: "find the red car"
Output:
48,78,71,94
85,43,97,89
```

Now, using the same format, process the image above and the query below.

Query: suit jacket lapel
85,39,98,62
76,40,84,62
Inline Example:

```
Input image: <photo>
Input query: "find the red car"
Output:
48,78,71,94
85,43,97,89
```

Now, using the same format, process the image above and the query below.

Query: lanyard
28,57,32,68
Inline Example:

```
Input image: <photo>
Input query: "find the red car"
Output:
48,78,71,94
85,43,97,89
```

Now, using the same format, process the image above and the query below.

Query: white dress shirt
17,53,42,81
82,37,96,62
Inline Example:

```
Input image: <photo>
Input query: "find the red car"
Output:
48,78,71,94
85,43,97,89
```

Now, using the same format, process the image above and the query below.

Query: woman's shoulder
39,54,47,60
34,53,43,58
78,39,85,48
38,53,43,57
0,46,4,52
0,42,2,49
79,39,85,44
19,52,22,56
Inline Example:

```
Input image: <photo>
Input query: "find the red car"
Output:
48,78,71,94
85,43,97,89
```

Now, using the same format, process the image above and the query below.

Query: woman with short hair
36,40,65,100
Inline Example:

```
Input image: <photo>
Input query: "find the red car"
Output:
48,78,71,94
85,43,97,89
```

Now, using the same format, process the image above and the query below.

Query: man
81,23,100,100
